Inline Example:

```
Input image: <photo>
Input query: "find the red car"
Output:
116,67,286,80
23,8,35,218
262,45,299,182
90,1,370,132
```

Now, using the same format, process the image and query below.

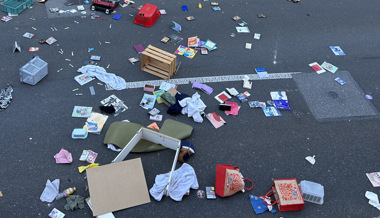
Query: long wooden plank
146,45,176,59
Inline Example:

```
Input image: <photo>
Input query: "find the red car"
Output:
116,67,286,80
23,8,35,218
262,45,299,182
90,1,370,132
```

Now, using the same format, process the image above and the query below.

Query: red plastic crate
134,4,160,27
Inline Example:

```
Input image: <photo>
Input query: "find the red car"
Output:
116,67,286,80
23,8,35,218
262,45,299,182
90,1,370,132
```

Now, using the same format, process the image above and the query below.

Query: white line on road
125,72,302,89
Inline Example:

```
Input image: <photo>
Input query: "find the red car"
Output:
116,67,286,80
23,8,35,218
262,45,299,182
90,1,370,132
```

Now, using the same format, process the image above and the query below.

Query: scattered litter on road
257,13,267,18
48,208,65,218
305,155,316,165
299,180,324,204
236,26,250,33
254,33,261,40
335,77,346,85
365,191,380,210
245,43,252,49
54,148,73,164
321,61,338,73
40,179,60,202
309,62,326,74
330,46,345,55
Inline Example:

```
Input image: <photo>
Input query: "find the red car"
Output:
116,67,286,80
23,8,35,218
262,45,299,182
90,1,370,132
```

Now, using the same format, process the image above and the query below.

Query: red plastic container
133,4,160,27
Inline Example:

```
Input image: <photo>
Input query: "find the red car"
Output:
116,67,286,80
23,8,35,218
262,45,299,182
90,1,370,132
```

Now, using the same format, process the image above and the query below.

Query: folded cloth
64,195,85,211
40,179,60,202
149,163,199,201
167,93,190,115
77,65,127,90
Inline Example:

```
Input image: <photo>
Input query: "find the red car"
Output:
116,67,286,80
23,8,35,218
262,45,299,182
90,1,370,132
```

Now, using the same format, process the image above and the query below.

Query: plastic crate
19,56,48,85
299,180,324,205
1,0,33,15
133,4,160,27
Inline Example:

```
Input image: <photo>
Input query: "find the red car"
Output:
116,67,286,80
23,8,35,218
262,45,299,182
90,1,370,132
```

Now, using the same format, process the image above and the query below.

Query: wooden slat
145,64,170,75
142,50,172,64
146,45,176,59
142,67,169,80
147,58,170,71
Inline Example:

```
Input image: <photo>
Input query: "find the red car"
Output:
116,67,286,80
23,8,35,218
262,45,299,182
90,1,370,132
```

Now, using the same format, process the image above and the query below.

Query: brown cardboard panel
87,158,150,216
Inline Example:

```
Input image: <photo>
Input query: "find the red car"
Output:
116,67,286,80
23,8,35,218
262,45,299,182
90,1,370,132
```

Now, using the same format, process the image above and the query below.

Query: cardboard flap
87,158,150,216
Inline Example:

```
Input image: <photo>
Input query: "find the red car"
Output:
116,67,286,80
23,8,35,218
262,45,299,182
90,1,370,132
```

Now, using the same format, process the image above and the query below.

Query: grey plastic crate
19,56,48,85
299,180,324,205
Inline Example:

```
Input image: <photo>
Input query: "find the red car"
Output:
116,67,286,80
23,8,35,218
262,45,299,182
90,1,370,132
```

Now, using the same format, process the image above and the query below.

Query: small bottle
55,187,76,200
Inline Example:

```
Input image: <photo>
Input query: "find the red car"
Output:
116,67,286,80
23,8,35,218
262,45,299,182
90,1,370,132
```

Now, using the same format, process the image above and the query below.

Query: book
72,106,92,118
46,37,57,45
188,36,199,47
168,34,183,44
335,77,346,85
161,36,170,43
90,55,101,61
128,57,140,65
309,62,326,74
159,9,167,15
175,45,187,55
148,108,160,116
201,48,208,55
23,32,34,39
236,27,250,33
212,6,221,11
206,186,216,199
255,68,269,79
1,16,12,22
184,47,197,59
366,172,380,187
74,74,95,85
153,89,165,103
215,91,232,103
262,107,281,117
248,101,265,108
150,114,163,121
206,112,226,129
140,93,156,109
236,91,250,103
321,61,338,73
48,208,65,218
330,46,345,56
100,94,128,116
159,82,177,91
134,44,145,54
204,40,216,50
83,112,109,134
226,88,239,96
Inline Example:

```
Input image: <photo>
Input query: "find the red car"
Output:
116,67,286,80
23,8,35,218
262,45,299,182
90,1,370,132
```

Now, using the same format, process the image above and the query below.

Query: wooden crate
141,45,177,80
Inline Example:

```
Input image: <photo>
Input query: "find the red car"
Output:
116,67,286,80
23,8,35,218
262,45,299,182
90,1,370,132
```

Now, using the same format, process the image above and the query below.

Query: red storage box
272,178,304,211
134,4,160,27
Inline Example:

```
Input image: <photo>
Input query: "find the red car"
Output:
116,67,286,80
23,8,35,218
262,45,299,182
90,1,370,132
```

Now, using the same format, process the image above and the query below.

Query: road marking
125,72,302,89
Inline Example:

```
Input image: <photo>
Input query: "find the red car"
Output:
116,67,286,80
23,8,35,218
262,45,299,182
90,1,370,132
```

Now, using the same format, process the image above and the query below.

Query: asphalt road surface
1,0,380,217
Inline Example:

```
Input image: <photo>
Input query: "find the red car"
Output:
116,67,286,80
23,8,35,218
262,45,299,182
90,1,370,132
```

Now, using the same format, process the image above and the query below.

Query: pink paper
54,148,73,164
224,101,240,116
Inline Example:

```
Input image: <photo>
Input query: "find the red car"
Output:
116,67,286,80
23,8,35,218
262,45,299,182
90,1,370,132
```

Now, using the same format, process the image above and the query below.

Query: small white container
299,180,324,205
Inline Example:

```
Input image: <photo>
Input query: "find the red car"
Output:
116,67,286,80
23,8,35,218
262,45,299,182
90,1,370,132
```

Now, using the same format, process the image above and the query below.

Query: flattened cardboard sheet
87,158,150,216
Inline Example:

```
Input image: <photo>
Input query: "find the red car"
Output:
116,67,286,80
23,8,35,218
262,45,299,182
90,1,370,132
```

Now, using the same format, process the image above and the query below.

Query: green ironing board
103,119,193,153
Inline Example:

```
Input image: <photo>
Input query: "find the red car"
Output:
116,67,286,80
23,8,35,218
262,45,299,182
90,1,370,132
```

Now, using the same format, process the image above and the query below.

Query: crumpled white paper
40,179,60,202
365,191,380,210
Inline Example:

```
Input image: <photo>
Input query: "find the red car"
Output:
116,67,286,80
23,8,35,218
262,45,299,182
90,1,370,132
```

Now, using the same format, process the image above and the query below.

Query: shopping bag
261,178,304,211
215,164,253,197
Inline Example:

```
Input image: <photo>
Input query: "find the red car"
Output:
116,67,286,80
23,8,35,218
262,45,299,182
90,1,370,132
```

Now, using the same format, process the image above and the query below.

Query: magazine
366,172,380,187
100,94,128,116
140,93,156,109
188,36,199,47
262,107,281,117
74,74,95,85
175,45,187,55
72,106,92,118
206,112,226,129
184,47,197,59
83,112,109,134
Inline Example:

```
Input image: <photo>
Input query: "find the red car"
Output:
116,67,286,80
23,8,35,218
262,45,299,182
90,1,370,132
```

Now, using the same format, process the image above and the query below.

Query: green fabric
103,119,193,153
64,195,85,211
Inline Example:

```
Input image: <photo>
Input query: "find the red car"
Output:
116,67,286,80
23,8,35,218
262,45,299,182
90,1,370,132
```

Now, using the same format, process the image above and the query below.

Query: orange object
147,122,160,130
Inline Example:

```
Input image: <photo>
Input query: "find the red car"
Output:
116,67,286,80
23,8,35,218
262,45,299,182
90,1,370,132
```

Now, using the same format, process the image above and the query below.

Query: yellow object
198,3,202,8
0,191,3,197
78,163,99,173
